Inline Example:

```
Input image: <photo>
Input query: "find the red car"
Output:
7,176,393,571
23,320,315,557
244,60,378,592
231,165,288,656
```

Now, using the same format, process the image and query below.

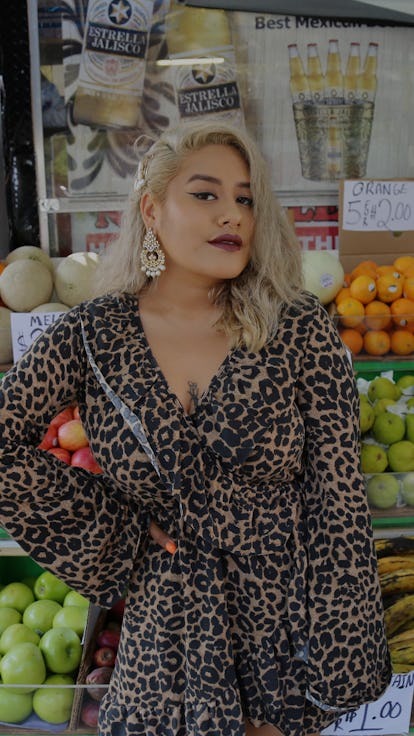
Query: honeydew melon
31,302,70,313
0,260,54,312
0,306,12,363
6,245,54,273
302,251,344,305
54,253,100,308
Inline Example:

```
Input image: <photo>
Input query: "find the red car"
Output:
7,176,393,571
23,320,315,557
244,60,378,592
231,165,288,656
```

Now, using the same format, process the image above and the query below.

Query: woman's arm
0,308,144,607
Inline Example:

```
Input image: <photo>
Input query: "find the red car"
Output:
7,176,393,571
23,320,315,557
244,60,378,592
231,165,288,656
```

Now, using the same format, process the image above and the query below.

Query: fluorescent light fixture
156,57,225,66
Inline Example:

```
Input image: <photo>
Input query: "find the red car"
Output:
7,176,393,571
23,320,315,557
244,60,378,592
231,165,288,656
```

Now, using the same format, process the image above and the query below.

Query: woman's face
141,144,255,286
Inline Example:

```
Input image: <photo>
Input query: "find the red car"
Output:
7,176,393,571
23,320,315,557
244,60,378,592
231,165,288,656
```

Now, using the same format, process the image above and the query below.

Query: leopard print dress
0,291,391,736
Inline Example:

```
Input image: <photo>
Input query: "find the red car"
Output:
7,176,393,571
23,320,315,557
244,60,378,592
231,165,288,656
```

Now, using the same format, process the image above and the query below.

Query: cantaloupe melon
0,306,13,364
6,245,54,273
54,253,100,308
31,302,70,313
0,260,54,311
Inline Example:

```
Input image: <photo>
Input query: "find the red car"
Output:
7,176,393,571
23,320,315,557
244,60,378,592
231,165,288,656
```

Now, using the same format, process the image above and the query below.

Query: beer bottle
288,44,310,104
166,4,244,125
306,43,324,104
326,114,342,178
344,42,360,103
73,0,155,129
359,42,378,102
324,39,344,105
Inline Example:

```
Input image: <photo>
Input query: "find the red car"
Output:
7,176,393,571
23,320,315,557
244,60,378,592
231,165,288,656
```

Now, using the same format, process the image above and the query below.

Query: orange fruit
336,297,365,328
339,328,364,355
335,286,352,305
350,261,377,282
376,274,403,302
364,300,392,331
376,264,401,279
0,262,6,276
363,330,391,356
394,255,414,275
390,330,414,356
349,274,377,304
343,273,352,287
390,298,414,330
403,266,414,280
403,277,414,301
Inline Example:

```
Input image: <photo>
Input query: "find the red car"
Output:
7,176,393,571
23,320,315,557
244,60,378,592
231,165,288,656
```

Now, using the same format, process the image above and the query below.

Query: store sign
342,179,414,232
321,671,414,736
10,312,65,363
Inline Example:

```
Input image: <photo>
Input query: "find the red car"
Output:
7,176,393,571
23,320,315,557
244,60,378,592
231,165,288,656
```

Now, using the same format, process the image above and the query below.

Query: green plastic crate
0,556,45,584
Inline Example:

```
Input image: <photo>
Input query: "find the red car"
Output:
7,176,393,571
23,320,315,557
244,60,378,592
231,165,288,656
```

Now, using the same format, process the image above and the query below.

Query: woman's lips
208,234,242,252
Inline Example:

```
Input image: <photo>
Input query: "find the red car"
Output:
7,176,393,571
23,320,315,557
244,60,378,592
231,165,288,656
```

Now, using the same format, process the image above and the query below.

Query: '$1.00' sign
321,671,414,735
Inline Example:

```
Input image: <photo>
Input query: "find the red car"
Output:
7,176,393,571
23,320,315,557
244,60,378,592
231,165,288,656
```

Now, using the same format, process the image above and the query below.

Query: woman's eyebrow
186,173,251,188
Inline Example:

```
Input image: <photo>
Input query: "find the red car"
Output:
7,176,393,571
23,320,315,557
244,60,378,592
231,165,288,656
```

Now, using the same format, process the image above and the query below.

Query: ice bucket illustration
293,101,374,181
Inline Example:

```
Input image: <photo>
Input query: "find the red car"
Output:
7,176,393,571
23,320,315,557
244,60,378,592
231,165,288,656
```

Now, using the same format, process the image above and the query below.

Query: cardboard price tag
321,672,414,735
10,312,65,363
342,180,414,232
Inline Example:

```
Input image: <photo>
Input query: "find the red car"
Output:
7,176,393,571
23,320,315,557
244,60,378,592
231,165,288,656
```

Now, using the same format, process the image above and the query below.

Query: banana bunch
375,536,414,672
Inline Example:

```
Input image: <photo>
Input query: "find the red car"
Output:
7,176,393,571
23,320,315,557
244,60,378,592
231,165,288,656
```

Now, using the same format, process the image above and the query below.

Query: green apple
0,623,40,654
373,398,396,417
33,674,75,724
39,627,82,674
34,572,71,604
23,599,62,636
63,590,90,609
397,375,414,391
0,608,21,635
0,641,46,693
53,606,88,637
0,688,33,723
388,441,414,472
21,576,38,592
366,473,400,509
401,472,414,506
406,414,414,443
0,582,34,613
368,377,401,403
360,401,375,434
361,442,388,473
407,398,414,410
372,412,406,445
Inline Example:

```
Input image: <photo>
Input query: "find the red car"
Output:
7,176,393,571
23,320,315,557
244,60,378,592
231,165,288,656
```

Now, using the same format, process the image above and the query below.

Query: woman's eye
237,196,254,207
190,192,216,201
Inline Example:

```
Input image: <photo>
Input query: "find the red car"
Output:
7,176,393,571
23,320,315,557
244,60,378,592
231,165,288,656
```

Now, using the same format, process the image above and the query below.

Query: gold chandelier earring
140,228,166,278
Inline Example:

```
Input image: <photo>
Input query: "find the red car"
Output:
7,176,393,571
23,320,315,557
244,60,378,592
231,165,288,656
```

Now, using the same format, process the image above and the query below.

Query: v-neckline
133,297,235,418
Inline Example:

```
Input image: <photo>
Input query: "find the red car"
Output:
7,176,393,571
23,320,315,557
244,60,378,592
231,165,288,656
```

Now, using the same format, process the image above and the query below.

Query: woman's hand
148,519,177,555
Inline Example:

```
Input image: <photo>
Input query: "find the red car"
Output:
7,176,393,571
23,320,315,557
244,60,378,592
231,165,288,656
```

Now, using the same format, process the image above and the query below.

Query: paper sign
342,180,414,232
321,671,414,735
11,312,65,363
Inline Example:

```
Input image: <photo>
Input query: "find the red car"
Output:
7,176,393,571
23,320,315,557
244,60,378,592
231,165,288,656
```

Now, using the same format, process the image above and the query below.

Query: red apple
58,420,89,452
93,646,117,668
71,447,102,474
50,407,74,428
80,699,100,728
48,447,72,464
96,629,120,650
38,425,58,451
86,666,113,701
109,599,125,623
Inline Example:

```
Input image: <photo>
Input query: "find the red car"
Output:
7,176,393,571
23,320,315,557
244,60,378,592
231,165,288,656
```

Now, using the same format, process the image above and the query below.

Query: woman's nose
217,207,241,227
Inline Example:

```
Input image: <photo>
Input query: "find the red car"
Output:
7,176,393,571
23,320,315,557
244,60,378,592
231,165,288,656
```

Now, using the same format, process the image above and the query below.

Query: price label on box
342,180,414,232
10,312,65,363
321,671,414,735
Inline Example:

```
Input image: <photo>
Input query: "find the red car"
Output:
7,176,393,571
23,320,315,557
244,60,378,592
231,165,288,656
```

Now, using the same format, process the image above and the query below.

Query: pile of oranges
335,255,414,357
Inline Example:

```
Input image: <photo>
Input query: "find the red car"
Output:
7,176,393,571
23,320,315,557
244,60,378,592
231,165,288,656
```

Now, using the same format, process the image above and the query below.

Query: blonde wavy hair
94,120,306,351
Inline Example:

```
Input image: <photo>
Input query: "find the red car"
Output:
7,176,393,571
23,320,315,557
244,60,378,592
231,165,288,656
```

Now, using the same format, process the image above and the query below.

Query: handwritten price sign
10,312,65,363
342,180,414,232
321,671,414,735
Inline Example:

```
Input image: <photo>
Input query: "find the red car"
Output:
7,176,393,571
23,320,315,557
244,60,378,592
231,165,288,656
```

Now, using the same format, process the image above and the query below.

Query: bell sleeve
0,308,144,608
295,299,392,711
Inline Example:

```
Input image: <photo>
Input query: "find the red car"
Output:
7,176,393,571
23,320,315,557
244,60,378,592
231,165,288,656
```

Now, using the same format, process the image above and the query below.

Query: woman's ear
140,192,158,230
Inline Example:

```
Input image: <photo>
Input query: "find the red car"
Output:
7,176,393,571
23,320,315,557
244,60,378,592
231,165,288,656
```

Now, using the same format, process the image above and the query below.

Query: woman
0,121,391,736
